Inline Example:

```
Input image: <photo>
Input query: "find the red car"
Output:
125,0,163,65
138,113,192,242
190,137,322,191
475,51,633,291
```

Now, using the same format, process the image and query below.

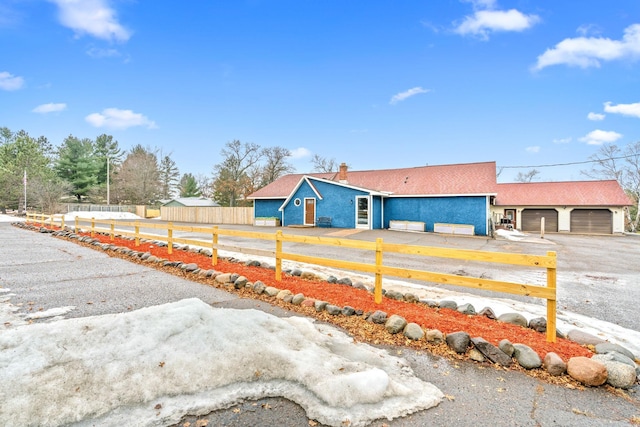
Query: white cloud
552,137,572,144
389,87,430,105
454,5,539,40
0,71,24,90
525,146,540,153
289,147,312,159
48,0,131,42
534,24,640,70
579,129,623,145
587,112,605,121
85,108,156,130
32,103,67,113
86,47,121,58
604,101,640,118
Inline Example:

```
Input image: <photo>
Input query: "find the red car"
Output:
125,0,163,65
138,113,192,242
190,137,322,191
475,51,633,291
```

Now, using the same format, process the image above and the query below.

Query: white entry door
355,196,370,229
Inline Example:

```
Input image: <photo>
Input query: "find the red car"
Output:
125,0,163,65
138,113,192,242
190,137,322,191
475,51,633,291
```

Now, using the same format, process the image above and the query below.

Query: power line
498,154,636,169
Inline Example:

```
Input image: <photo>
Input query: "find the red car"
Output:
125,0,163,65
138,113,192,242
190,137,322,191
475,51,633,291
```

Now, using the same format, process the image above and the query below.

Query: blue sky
2,0,639,182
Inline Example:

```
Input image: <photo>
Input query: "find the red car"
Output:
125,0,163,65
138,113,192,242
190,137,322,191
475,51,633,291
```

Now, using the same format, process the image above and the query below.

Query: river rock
325,304,342,315
276,289,292,300
478,306,497,319
469,348,485,362
566,330,607,346
528,317,547,333
513,343,542,369
471,337,512,366
543,352,566,376
567,357,607,386
314,301,328,312
498,339,514,357
594,343,635,361
426,329,444,343
385,315,407,334
253,281,266,294
291,293,305,305
385,290,404,301
439,300,458,310
368,310,388,324
498,313,528,328
403,323,424,340
233,276,248,289
592,354,637,389
446,331,470,353
215,273,232,284
263,286,280,297
457,303,476,315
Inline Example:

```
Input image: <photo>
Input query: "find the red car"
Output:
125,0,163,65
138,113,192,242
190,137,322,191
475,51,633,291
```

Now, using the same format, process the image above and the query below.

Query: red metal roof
495,180,633,206
248,162,498,198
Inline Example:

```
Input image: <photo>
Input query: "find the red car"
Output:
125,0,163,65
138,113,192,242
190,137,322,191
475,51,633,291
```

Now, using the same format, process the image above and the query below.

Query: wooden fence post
212,226,218,265
61,216,65,230
275,230,283,281
375,238,383,304
91,217,95,237
110,220,115,241
134,220,140,247
75,216,79,233
546,250,557,343
167,222,173,254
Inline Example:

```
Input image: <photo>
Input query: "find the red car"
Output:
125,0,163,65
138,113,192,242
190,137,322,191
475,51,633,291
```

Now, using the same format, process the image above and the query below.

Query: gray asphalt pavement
2,222,639,426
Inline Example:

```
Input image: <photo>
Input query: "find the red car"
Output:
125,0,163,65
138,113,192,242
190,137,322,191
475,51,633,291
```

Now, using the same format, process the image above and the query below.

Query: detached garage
493,180,632,235
570,209,612,234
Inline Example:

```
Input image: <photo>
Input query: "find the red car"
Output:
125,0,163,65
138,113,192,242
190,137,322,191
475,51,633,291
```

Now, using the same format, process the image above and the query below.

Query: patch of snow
0,298,443,427
62,211,142,221
25,306,76,320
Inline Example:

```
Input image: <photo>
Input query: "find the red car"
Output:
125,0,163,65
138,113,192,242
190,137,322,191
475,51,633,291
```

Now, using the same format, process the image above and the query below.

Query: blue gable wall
254,199,285,219
384,196,488,235
283,179,371,228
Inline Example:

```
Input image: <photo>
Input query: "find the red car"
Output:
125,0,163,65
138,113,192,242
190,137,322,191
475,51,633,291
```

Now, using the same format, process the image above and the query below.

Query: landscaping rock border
13,222,640,390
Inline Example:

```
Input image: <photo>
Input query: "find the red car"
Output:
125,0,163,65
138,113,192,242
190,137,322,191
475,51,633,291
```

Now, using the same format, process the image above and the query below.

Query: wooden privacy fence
160,206,253,225
26,213,558,342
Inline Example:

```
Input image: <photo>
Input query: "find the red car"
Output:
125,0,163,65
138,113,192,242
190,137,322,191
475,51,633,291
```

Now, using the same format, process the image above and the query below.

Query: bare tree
582,142,640,231
260,146,295,186
310,154,338,173
29,176,73,213
212,140,261,207
194,173,213,198
112,145,161,204
514,169,540,183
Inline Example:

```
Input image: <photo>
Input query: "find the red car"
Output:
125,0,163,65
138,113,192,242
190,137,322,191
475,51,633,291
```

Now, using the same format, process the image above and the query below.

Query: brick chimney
338,162,348,183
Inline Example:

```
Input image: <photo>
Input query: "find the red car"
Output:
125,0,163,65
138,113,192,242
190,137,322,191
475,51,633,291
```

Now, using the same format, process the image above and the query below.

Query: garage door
570,209,612,234
521,209,558,232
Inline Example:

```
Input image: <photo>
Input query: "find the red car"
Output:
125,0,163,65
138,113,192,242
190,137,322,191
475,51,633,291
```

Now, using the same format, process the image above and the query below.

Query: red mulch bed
77,230,591,361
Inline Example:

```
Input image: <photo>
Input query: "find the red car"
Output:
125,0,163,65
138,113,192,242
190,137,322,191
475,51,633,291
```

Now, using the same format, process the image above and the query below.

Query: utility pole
106,157,110,206
23,169,27,212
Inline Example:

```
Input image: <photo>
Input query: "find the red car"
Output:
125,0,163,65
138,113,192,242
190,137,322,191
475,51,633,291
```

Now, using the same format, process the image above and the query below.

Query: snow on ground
0,298,443,427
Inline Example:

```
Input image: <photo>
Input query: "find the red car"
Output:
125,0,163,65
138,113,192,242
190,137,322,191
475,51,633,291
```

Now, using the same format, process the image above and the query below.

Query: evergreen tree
54,135,99,202
179,173,201,197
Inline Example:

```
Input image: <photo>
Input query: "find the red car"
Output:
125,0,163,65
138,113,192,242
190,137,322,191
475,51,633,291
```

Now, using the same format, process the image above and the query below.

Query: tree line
0,127,337,213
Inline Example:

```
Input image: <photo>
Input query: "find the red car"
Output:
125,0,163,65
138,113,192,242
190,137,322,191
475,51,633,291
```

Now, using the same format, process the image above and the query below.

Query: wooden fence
161,206,253,224
26,213,558,342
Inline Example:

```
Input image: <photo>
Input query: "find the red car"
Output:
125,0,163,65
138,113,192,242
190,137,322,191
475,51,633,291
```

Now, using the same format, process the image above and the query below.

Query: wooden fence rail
26,212,558,342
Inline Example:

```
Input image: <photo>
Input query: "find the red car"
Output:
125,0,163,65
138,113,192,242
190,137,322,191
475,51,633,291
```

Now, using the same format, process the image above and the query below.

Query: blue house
248,161,498,236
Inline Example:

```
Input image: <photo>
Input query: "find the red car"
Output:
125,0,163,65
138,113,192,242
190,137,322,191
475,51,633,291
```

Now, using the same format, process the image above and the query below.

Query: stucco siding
384,196,488,235
283,180,369,227
254,199,284,219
